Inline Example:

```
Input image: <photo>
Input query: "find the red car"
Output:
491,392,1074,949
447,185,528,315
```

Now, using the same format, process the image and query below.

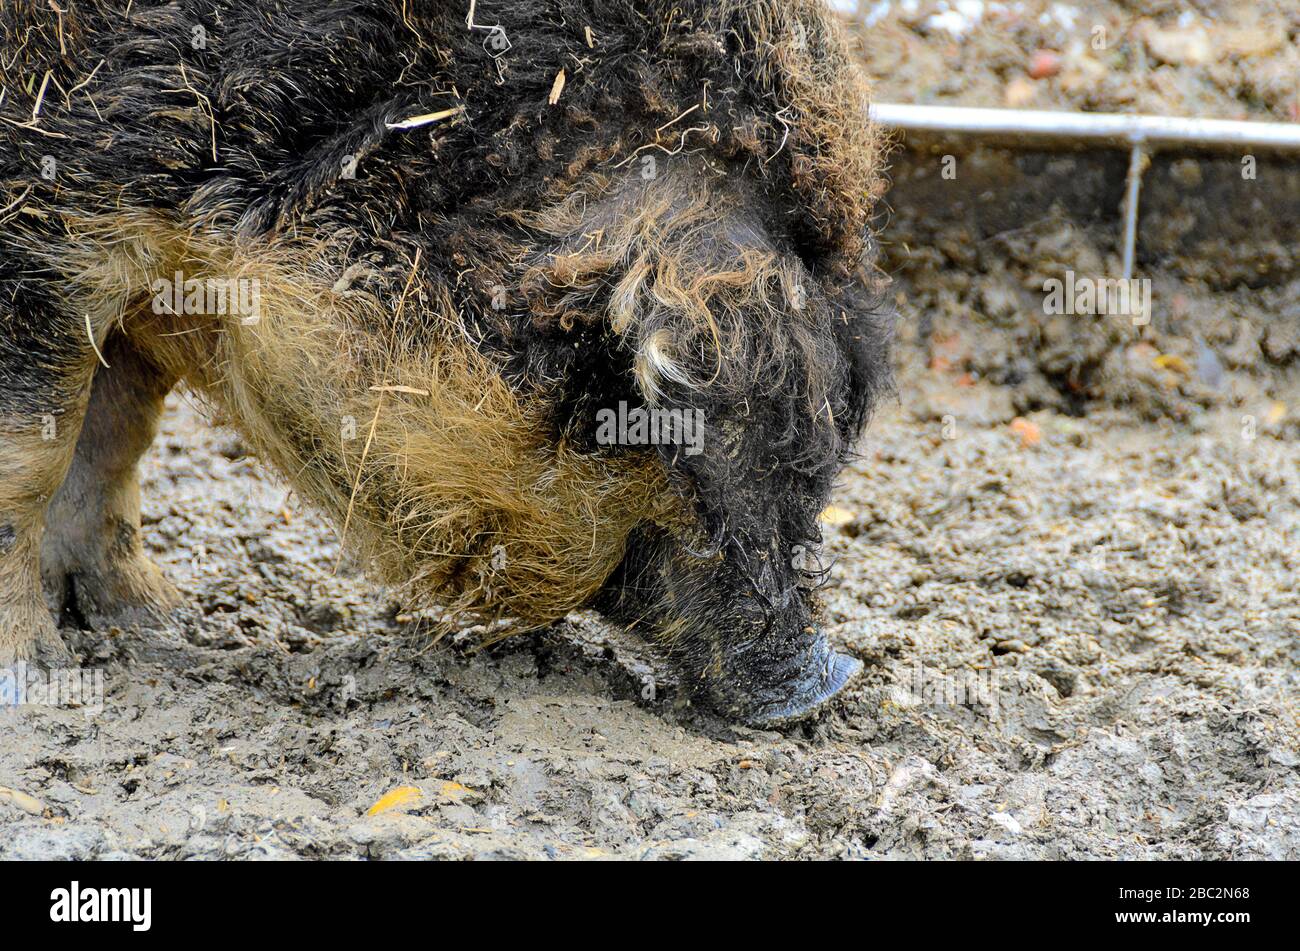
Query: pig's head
168,0,891,723
441,0,894,722
510,161,892,724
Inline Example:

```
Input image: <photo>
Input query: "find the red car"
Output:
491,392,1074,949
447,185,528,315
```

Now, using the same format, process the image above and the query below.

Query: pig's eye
790,542,832,590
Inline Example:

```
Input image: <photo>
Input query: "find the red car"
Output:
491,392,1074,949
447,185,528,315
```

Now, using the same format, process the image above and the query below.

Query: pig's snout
597,527,864,724
701,623,864,726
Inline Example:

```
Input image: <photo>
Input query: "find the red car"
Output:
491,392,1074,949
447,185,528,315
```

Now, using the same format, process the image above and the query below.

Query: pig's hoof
32,624,75,669
0,605,73,672
44,556,182,632
739,651,864,727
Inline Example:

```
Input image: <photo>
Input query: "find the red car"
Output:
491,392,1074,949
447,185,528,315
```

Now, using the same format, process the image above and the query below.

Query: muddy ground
844,0,1300,122
1,369,1294,860
2,1,1298,860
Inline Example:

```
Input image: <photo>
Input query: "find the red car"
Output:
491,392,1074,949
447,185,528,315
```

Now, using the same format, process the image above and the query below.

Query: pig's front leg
41,338,181,631
0,308,93,669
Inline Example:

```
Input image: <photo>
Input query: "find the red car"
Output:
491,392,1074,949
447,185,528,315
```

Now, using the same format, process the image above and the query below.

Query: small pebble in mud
1195,339,1225,389
1027,50,1061,79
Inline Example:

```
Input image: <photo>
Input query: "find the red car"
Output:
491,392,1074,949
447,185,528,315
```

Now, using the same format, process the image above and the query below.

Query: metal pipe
869,103,1300,152
1120,144,1147,282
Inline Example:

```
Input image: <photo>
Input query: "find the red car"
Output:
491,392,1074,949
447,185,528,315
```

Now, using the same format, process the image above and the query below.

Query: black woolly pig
0,0,892,724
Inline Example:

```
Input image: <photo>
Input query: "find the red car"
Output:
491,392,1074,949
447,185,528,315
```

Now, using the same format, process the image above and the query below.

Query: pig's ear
515,182,726,407
603,242,808,411
593,190,773,405
516,171,817,413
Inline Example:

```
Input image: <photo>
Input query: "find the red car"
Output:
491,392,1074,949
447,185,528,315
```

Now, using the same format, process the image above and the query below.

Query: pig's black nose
739,648,863,727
